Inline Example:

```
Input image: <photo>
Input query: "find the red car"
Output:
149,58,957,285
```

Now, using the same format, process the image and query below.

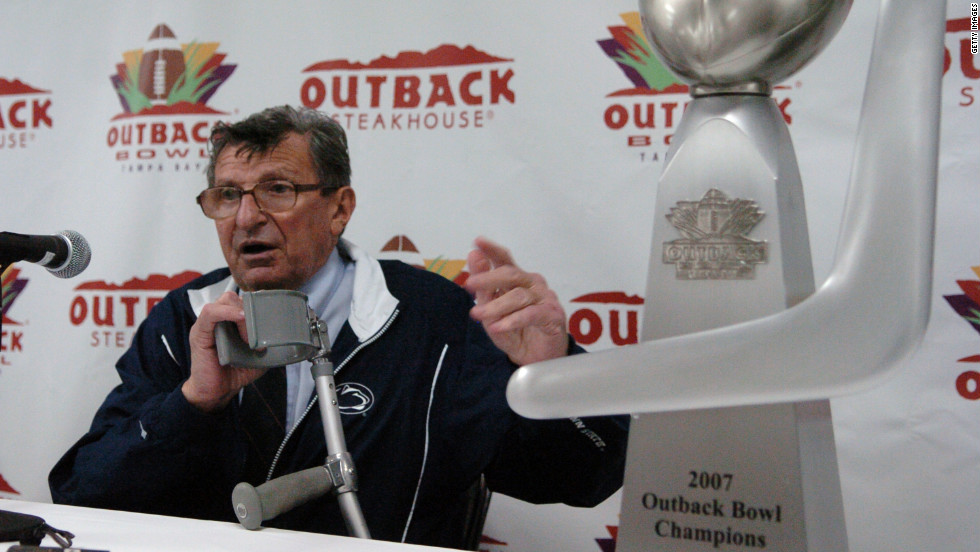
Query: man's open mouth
240,243,275,255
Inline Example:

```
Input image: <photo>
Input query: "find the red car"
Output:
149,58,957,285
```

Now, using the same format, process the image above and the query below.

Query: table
0,500,449,552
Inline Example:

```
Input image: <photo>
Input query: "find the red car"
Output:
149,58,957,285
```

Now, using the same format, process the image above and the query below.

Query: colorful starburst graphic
597,12,686,95
109,23,236,118
944,265,980,363
2,265,28,325
595,525,618,552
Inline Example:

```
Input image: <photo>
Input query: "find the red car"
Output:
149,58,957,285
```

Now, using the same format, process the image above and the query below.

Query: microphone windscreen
48,230,91,279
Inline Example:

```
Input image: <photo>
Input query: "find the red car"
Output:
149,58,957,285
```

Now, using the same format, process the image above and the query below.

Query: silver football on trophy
639,0,852,94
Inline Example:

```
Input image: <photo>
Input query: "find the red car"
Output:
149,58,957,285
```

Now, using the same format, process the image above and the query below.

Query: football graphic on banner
137,24,186,104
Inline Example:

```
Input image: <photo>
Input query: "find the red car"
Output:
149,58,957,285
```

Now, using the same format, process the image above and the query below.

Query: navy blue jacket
49,242,628,547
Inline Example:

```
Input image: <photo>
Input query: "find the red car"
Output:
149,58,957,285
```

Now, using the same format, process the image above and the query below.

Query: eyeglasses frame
196,181,337,219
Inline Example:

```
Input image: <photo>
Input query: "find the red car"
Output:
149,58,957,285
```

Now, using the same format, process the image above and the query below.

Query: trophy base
617,400,848,551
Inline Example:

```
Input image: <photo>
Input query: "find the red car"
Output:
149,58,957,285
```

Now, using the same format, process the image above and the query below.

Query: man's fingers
215,292,250,343
487,306,563,338
467,248,491,274
467,248,495,305
191,297,246,349
466,265,534,303
465,238,570,364
472,285,532,321
473,236,517,269
196,303,246,332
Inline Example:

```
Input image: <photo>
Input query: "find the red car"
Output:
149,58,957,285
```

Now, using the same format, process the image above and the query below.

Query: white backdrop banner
1,2,977,551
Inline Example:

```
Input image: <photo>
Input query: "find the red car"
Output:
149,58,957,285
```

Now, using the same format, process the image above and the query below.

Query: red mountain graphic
110,102,225,121
304,44,512,71
572,291,644,304
74,271,202,291
0,78,48,95
0,473,19,494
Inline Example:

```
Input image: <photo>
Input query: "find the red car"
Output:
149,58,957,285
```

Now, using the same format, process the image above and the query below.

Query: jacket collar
186,239,399,343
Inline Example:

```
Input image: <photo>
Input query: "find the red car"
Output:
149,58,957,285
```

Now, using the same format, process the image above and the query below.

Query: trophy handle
507,0,947,419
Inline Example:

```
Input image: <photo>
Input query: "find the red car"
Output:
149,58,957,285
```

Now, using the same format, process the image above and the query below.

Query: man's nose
236,192,267,227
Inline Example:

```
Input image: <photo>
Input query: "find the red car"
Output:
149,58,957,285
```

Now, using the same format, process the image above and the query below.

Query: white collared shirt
285,247,355,432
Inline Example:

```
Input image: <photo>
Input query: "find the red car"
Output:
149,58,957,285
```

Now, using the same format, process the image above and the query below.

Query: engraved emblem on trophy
663,189,767,280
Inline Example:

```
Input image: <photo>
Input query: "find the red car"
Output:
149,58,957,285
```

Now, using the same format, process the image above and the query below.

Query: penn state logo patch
337,383,375,415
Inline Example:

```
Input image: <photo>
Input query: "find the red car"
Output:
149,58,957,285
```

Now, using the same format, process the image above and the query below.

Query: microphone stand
227,292,371,539
309,319,371,539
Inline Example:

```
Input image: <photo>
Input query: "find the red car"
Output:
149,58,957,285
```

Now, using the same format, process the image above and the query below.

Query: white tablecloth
0,500,448,552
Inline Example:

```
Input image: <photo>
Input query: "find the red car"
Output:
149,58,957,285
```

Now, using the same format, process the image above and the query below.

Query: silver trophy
507,1,947,550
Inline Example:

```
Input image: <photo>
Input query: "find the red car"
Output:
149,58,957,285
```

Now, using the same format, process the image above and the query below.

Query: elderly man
49,106,627,548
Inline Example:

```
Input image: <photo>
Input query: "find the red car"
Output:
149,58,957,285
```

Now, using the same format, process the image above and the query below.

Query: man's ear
331,186,356,235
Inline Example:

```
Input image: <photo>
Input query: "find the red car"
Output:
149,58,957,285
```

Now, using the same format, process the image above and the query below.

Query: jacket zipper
264,308,401,481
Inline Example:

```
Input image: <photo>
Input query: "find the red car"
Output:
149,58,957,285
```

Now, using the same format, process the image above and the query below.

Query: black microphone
0,230,91,278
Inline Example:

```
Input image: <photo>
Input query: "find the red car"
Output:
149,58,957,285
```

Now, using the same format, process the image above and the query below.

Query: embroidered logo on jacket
337,383,375,415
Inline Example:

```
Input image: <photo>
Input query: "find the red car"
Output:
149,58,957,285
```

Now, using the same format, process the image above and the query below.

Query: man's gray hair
205,105,351,190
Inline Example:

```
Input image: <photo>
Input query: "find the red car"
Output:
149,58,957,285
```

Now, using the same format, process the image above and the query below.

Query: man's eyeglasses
196,180,334,219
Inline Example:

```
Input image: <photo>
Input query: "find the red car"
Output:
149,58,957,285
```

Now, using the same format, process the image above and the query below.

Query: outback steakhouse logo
0,77,52,149
300,44,515,131
107,23,236,173
70,271,201,348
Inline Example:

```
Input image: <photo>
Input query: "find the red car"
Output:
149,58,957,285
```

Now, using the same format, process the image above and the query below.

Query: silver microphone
0,229,91,278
